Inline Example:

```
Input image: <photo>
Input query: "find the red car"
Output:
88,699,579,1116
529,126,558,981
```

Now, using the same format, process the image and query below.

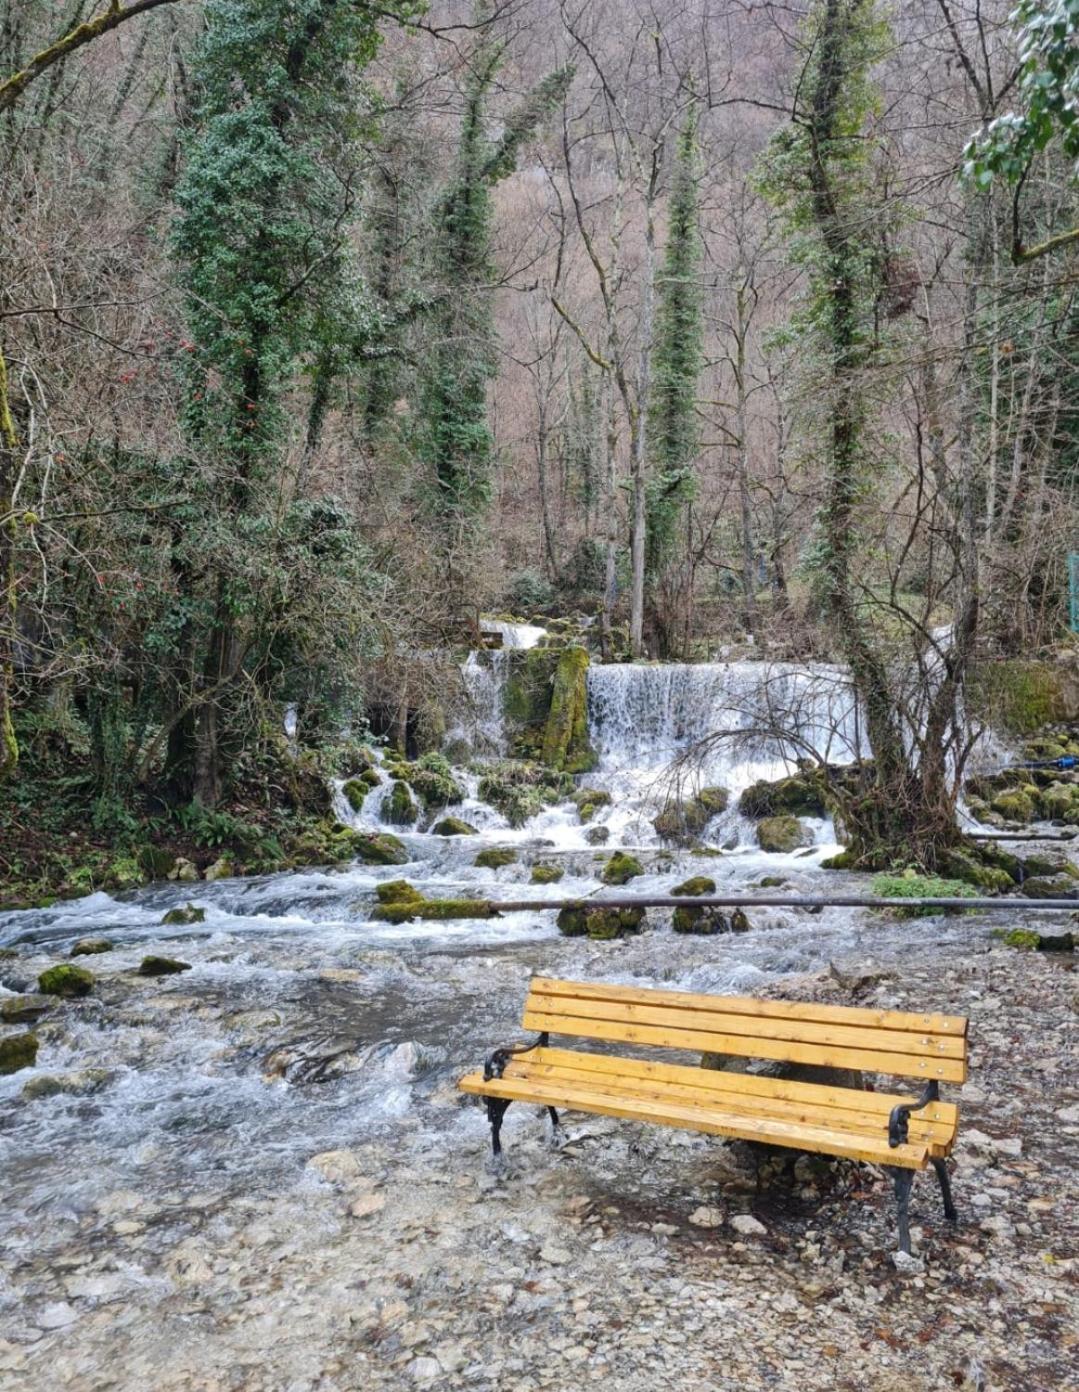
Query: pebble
540,1244,572,1265
730,1214,767,1237
689,1207,724,1229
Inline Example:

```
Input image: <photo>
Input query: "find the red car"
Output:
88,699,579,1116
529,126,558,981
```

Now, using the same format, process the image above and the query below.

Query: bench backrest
523,977,968,1085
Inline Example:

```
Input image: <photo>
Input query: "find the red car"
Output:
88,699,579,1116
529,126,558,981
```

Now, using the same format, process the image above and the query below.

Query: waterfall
587,661,863,782
447,651,511,757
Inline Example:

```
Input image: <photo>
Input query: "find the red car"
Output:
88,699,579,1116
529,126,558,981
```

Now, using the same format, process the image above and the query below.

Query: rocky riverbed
1,858,1076,1392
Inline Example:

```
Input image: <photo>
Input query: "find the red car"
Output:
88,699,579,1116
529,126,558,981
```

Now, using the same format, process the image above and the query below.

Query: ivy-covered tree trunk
0,345,18,780
768,0,974,869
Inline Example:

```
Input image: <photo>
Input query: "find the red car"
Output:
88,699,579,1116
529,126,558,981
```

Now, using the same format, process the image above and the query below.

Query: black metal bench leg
486,1098,510,1160
891,1167,915,1254
545,1105,564,1148
931,1157,957,1222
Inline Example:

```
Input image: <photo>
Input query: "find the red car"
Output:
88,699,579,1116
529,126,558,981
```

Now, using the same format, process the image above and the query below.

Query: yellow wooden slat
530,976,968,1038
522,1007,968,1083
458,1072,930,1169
508,1059,957,1149
520,1046,960,1125
526,988,965,1063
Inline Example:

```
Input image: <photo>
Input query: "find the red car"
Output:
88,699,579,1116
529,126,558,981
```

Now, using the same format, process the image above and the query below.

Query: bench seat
459,977,969,1252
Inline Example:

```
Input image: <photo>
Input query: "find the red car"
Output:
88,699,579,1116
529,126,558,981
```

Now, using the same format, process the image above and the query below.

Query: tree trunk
0,345,18,780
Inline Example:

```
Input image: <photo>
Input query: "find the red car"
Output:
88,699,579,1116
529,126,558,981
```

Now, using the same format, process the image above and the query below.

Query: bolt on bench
458,977,967,1253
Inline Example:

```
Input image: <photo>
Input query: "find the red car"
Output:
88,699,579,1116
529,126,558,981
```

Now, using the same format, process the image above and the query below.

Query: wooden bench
458,976,967,1253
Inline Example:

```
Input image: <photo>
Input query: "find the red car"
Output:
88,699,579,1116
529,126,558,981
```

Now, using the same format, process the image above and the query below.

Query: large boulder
139,956,193,977
531,863,564,884
353,832,409,866
756,816,811,853
503,645,596,773
473,848,518,869
431,817,478,837
0,995,51,1025
989,788,1037,823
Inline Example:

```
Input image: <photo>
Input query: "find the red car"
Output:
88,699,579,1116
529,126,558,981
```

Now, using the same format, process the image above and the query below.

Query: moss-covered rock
474,848,518,869
936,848,1015,892
371,894,495,923
203,857,233,882
0,995,50,1024
342,776,377,812
168,857,199,883
997,926,1074,951
672,876,716,896
821,849,858,870
431,816,478,837
990,788,1037,823
740,773,826,819
478,760,573,827
653,788,729,842
602,852,644,885
967,659,1079,735
531,863,564,884
38,964,93,998
0,1033,38,1075
572,788,612,823
23,1068,111,1100
1020,875,1079,900
543,646,596,773
375,879,424,905
71,937,111,957
382,780,419,827
353,832,409,866
138,956,193,976
556,905,645,939
756,816,811,853
106,856,144,891
161,904,206,926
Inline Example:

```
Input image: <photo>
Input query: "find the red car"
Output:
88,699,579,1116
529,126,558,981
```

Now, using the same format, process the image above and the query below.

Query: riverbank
1,885,1075,1391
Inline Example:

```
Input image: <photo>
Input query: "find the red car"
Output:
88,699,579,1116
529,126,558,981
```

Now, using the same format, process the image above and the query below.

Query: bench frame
465,980,966,1255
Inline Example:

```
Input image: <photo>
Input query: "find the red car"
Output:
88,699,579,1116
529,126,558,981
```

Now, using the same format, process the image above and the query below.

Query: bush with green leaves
870,872,979,917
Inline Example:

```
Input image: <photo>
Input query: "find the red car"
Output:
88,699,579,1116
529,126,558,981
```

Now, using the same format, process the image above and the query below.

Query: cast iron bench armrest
887,1080,939,1148
483,1031,549,1081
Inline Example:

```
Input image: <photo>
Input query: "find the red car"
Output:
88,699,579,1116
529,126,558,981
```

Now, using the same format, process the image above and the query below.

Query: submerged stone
601,852,644,885
138,956,193,977
0,1033,38,1075
161,904,205,926
531,863,564,884
22,1068,112,1100
654,788,729,841
585,824,610,845
353,832,409,866
38,964,94,998
672,876,716,897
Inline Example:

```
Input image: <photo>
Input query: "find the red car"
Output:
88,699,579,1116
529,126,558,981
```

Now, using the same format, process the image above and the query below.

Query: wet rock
203,857,233,882
167,857,199,883
990,788,1037,823
70,938,111,958
22,1068,112,1100
353,832,409,866
383,779,419,827
585,825,610,845
372,892,494,923
376,878,424,905
343,773,379,811
601,852,644,885
474,848,518,869
1019,875,1078,900
477,761,572,827
557,906,644,940
0,994,50,1024
572,788,612,823
739,772,827,818
756,816,811,853
307,1150,364,1184
531,863,564,884
0,1032,38,1075
138,956,192,977
38,964,93,998
431,817,478,837
653,788,729,841
161,904,205,926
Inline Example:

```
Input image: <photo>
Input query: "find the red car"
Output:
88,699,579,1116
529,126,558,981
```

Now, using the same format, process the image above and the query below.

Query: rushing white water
480,619,547,650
